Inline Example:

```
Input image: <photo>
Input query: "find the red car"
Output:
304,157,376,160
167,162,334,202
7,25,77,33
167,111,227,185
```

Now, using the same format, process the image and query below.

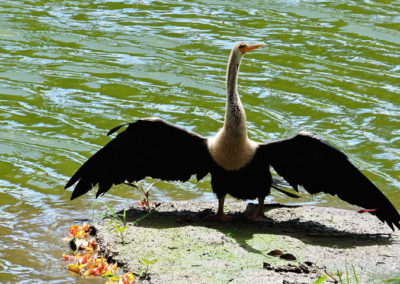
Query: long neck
224,51,247,139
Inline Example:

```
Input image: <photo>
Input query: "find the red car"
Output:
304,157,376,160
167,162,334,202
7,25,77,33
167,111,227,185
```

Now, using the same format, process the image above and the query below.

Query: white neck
207,47,258,170
224,48,247,140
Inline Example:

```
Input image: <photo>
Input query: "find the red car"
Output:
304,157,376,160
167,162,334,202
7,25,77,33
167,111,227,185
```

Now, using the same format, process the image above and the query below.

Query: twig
324,270,339,283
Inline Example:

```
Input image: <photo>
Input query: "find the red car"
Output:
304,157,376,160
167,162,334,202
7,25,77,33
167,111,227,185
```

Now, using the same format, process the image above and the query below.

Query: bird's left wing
65,118,211,200
257,132,400,230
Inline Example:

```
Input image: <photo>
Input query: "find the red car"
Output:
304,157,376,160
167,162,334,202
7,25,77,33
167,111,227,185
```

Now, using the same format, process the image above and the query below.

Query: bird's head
230,42,264,66
237,42,264,54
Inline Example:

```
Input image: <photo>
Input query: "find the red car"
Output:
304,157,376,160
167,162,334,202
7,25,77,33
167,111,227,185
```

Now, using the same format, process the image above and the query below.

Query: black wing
258,132,400,230
65,118,211,200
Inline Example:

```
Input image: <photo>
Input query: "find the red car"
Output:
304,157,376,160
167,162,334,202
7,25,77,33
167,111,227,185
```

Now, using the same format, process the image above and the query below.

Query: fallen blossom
67,223,89,239
137,200,149,207
119,272,135,284
63,223,134,282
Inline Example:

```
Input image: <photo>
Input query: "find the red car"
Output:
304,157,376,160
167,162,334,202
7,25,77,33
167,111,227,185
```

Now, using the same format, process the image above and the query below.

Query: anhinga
65,42,400,230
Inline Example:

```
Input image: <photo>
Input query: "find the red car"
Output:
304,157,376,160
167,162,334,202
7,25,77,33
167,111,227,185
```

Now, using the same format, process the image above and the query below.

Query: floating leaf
68,263,85,274
105,276,120,282
63,254,76,261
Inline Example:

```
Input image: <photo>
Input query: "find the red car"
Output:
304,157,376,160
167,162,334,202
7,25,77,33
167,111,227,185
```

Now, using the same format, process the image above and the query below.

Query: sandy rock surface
94,201,400,283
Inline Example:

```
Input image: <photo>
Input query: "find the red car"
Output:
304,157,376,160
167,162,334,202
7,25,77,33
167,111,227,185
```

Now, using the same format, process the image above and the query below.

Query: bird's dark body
210,154,271,201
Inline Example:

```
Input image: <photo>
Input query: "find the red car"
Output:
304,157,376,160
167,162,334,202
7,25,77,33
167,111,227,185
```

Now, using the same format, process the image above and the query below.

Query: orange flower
64,223,125,281
63,254,73,261
120,272,135,284
80,239,97,252
67,225,79,238
84,257,111,276
67,223,89,238
67,263,86,274
137,200,149,207
77,254,92,265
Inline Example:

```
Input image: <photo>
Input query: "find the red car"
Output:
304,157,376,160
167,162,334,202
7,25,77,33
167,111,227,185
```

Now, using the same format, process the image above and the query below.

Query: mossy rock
94,201,400,283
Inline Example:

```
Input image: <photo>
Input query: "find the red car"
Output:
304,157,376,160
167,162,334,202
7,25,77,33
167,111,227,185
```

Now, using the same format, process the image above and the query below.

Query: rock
93,201,400,283
280,253,297,261
267,249,283,256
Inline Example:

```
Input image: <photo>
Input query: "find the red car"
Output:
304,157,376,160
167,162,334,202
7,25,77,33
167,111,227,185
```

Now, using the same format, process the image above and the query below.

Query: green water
1,0,399,282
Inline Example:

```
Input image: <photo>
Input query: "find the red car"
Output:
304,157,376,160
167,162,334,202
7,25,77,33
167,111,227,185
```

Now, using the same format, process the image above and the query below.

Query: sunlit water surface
1,0,400,282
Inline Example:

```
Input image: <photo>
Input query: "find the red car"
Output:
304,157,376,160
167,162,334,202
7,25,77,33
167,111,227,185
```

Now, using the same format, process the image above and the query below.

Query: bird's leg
216,196,231,220
204,196,232,222
248,197,267,221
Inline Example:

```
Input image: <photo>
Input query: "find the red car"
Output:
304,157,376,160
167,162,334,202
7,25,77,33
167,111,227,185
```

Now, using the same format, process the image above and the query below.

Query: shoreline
93,201,400,283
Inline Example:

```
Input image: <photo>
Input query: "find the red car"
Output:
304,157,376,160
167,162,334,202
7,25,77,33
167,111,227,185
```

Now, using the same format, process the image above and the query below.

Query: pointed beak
241,43,264,54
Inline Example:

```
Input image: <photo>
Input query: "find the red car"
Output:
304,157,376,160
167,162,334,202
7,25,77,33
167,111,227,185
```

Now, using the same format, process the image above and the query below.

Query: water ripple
1,0,400,282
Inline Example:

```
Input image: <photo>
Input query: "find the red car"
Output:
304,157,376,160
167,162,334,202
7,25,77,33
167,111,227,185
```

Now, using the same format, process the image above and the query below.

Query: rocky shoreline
94,201,400,283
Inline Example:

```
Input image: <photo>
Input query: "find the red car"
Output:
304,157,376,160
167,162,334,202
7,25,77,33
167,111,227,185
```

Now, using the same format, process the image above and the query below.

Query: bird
65,42,400,230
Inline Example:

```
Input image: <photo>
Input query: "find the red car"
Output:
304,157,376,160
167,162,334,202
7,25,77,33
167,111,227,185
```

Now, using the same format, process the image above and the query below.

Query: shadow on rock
119,201,394,254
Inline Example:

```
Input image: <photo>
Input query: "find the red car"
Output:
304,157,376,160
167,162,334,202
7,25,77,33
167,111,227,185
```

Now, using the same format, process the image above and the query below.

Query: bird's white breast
207,129,258,171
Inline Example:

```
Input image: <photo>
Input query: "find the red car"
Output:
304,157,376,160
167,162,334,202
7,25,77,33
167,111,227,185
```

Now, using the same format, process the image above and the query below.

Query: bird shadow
119,202,396,256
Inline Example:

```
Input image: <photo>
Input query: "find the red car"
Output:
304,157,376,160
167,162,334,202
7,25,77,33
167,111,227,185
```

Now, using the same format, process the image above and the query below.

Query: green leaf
337,269,343,284
142,258,157,265
352,265,359,284
313,275,327,284
113,224,128,234
134,210,155,223
104,270,115,278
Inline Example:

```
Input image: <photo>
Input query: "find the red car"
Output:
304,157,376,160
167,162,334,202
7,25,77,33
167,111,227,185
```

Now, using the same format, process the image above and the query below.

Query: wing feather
65,118,211,200
258,132,400,230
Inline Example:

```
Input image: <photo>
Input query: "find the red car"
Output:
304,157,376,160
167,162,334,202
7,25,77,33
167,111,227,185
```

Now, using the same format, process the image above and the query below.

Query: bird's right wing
65,118,211,200
257,132,400,230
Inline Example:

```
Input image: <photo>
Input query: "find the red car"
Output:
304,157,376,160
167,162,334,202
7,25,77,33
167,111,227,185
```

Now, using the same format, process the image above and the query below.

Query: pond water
1,0,399,282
